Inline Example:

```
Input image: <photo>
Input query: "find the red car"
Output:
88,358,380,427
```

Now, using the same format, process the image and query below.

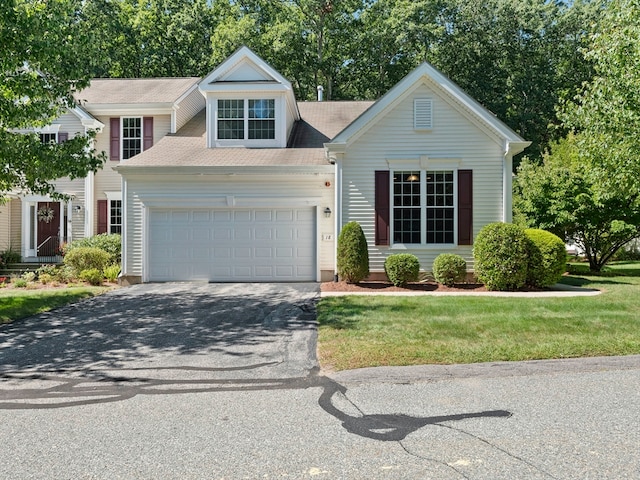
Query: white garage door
148,208,316,282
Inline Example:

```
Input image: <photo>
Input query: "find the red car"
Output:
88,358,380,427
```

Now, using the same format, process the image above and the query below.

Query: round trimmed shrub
473,223,529,291
63,247,110,276
385,254,420,287
337,221,369,283
432,253,467,287
525,228,566,287
79,268,103,286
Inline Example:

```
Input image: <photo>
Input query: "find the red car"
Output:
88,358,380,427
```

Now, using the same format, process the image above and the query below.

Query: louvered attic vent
414,98,433,130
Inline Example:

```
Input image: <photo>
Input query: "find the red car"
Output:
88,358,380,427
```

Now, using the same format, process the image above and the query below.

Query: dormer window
217,99,275,141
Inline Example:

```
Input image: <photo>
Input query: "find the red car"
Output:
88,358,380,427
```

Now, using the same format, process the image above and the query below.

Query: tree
560,0,640,198
514,134,640,272
430,0,602,164
0,0,106,201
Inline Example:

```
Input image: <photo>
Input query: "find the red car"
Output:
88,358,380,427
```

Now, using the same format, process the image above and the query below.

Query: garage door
148,208,316,282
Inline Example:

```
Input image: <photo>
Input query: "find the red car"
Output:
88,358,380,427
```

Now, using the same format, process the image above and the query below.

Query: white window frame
121,116,143,160
215,98,277,146
388,157,460,248
39,132,58,144
105,191,123,235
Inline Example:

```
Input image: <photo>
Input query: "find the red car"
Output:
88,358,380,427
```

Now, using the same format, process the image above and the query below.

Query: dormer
199,46,300,149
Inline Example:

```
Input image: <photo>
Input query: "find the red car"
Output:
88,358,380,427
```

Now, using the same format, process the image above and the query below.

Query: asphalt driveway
0,283,320,390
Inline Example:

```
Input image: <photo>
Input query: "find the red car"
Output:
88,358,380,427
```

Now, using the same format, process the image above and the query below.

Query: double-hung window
217,99,275,140
122,117,142,159
393,170,455,244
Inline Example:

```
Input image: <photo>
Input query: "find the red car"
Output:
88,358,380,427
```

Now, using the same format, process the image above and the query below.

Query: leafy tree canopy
560,0,640,199
514,134,640,272
0,0,105,200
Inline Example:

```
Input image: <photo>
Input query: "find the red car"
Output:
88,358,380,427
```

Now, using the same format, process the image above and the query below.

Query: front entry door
36,202,60,256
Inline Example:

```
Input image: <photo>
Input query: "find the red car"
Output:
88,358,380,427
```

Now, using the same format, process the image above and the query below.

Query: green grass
317,264,640,370
0,287,109,324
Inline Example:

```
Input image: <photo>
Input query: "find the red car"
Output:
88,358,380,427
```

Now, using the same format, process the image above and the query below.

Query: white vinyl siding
175,88,205,132
341,83,506,273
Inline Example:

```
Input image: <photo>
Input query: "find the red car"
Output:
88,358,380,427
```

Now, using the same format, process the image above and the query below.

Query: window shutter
97,200,108,234
143,117,153,151
457,169,473,245
414,99,433,130
57,132,68,143
375,170,390,246
110,118,120,161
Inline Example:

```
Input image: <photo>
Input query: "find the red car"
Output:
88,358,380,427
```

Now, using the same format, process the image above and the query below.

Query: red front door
36,202,60,256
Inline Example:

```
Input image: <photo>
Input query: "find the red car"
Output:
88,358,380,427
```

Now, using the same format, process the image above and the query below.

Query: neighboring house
0,77,203,261
115,47,529,284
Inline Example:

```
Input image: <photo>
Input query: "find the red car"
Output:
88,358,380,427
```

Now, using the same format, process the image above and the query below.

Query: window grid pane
426,170,454,243
217,100,245,139
40,133,56,144
393,171,421,244
110,200,122,234
122,117,142,160
248,99,275,139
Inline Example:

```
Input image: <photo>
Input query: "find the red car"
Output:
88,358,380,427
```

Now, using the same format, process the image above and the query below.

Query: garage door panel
148,207,316,282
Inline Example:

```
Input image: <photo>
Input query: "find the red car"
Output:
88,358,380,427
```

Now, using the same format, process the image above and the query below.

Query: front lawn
317,265,640,371
0,287,111,324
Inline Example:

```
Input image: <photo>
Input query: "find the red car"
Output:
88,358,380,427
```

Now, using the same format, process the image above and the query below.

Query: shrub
64,234,121,264
39,273,54,285
525,228,566,288
473,223,529,291
0,248,21,268
79,268,103,286
13,278,27,288
64,247,110,276
103,264,121,283
21,271,36,283
432,254,467,287
385,254,420,287
54,265,76,283
36,264,59,277
337,221,369,283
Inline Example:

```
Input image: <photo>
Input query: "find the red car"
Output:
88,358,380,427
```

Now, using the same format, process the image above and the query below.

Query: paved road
1,284,639,479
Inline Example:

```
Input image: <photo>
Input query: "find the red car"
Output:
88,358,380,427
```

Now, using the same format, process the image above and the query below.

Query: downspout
503,141,513,223
333,157,342,282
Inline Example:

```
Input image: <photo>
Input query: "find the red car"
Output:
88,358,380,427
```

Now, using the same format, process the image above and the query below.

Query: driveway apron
0,283,320,386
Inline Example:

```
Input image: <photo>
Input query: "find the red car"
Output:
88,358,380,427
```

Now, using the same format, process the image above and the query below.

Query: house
1,46,529,283
115,47,529,284
0,76,204,261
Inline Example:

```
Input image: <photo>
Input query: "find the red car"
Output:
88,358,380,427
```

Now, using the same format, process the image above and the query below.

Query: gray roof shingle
76,77,200,105
120,101,374,168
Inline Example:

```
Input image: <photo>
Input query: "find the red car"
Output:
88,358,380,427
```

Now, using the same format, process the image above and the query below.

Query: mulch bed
321,280,488,293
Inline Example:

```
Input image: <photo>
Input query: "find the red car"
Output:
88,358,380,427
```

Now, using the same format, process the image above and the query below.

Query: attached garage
147,207,316,282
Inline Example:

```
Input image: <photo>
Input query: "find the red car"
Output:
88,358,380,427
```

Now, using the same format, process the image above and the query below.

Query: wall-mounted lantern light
324,207,332,218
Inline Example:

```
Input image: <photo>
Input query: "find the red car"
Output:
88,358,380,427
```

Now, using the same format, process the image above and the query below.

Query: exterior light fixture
324,207,332,218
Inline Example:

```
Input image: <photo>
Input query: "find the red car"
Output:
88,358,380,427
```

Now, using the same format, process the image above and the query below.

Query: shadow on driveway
0,283,318,373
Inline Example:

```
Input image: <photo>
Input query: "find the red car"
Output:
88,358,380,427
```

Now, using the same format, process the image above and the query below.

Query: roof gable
329,62,530,156
200,46,292,89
